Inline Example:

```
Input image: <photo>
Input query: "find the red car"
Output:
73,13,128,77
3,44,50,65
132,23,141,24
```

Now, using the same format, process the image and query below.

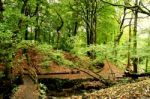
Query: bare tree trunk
84,0,97,46
35,2,40,41
73,0,79,36
84,0,97,58
115,8,127,44
132,0,138,73
85,0,90,46
56,11,64,49
145,57,148,72
92,0,97,44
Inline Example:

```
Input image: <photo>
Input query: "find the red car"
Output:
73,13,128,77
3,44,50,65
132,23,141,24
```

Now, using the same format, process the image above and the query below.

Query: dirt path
11,75,39,99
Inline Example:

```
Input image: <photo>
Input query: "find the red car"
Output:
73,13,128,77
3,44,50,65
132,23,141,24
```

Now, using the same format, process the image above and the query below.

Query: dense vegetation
0,0,150,98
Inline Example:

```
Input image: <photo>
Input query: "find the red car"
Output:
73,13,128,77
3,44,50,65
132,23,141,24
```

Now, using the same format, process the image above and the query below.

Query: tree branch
100,0,150,16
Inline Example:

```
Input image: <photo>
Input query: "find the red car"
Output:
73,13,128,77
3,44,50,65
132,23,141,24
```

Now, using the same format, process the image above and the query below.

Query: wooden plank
24,71,80,75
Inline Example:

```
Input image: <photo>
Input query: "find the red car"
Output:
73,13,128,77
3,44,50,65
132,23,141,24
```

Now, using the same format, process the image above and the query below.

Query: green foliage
70,34,86,54
50,51,64,65
91,58,103,66
17,40,75,68
11,86,19,97
72,43,117,61
62,59,75,67
35,43,53,54
57,36,75,51
48,50,74,67
17,40,38,50
97,2,119,44
0,71,4,79
0,23,13,77
39,83,47,99
0,0,150,79
34,43,74,67
39,61,50,69
0,31,12,42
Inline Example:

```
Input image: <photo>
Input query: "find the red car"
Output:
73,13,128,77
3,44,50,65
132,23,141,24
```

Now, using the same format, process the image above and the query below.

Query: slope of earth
12,48,102,80
3,46,123,81
99,60,124,80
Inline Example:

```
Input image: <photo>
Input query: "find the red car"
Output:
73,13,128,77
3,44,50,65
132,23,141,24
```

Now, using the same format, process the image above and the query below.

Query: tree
0,0,4,21
132,0,138,73
100,0,150,73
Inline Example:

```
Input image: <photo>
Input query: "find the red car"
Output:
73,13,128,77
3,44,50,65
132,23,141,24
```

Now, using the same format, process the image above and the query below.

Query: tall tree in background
34,1,41,41
79,0,98,46
132,0,138,73
0,0,4,21
72,0,79,36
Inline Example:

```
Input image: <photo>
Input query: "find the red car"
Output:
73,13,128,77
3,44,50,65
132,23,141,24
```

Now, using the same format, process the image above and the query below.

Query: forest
0,0,150,99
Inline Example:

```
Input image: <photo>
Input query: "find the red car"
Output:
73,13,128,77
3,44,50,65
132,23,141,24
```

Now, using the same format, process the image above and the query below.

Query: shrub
17,40,38,50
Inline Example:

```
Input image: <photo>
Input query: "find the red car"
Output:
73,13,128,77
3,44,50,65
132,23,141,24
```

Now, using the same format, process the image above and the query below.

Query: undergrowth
39,83,47,99
16,40,75,68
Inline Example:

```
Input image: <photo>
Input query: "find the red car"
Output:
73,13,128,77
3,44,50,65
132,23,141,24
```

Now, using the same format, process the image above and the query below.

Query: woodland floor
49,79,150,99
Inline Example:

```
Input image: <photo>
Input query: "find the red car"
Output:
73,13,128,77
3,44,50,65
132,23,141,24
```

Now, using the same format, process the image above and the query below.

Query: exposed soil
99,60,124,80
12,48,43,77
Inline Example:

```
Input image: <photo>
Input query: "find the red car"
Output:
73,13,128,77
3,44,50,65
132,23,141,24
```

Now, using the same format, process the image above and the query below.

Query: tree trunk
127,14,133,71
132,0,138,73
84,0,97,58
85,0,97,46
56,11,64,49
115,8,127,44
35,2,40,41
74,21,78,36
0,0,4,21
85,0,90,46
73,0,79,36
145,57,148,72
